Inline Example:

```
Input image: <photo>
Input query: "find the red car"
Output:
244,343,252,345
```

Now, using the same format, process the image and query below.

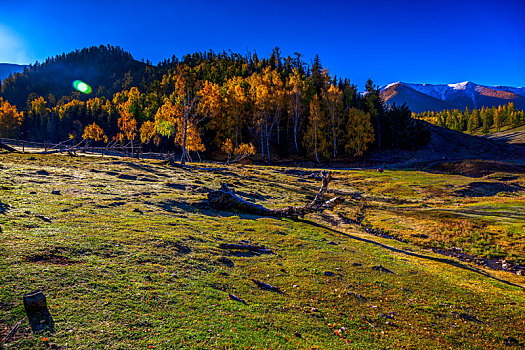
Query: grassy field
0,152,524,349
486,125,525,145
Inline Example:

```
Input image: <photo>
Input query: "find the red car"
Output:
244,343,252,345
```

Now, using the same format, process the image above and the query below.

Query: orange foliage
82,122,107,142
0,98,23,138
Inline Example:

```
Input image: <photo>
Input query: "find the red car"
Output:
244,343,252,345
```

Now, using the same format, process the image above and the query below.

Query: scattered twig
1,319,22,344
228,293,248,305
361,316,377,329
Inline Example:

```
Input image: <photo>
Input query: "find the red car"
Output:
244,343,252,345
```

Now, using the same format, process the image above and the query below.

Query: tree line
414,103,525,135
0,45,429,163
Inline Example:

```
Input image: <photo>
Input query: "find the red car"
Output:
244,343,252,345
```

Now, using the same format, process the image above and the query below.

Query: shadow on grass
0,201,9,214
298,218,525,290
151,199,273,221
114,161,170,176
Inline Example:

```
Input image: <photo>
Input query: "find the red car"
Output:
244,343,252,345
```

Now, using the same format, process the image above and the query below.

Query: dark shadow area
0,201,9,214
234,190,269,201
423,159,525,178
115,161,169,177
430,208,525,221
227,250,273,258
454,182,522,197
148,199,274,221
298,218,525,290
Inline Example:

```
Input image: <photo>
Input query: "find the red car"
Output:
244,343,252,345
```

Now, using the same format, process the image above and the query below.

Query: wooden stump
23,290,54,333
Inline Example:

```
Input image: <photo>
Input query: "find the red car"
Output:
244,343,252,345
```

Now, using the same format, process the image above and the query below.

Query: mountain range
380,81,525,113
0,63,27,81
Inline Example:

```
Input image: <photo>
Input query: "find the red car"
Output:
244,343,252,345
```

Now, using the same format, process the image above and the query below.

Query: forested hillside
414,103,525,135
0,45,429,163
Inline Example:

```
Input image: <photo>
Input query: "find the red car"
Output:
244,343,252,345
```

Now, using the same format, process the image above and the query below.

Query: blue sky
0,0,524,89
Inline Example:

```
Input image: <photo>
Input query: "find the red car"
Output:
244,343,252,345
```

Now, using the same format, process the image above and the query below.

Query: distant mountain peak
448,81,472,90
380,81,525,113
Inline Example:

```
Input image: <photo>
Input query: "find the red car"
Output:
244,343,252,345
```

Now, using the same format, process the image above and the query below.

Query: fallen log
207,172,343,219
0,141,19,153
251,279,283,293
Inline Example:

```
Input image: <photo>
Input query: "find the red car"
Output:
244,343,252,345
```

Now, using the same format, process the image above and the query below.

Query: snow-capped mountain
380,81,525,113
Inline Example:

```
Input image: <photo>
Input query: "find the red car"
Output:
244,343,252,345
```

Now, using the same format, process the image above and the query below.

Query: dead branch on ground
206,172,343,219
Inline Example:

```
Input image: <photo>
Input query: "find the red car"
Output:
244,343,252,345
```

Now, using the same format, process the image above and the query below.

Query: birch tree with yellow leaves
303,94,328,163
249,67,285,164
287,68,304,153
345,107,374,157
224,77,248,147
322,84,343,158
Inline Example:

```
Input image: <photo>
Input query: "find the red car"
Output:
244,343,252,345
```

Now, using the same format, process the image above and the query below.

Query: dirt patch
427,160,525,178
23,252,76,265
455,182,522,197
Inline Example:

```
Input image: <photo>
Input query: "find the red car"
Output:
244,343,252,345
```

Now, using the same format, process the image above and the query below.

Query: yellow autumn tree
116,101,138,154
154,95,205,162
169,67,206,164
224,77,248,147
233,143,256,162
286,68,304,152
249,72,270,161
0,98,23,138
86,97,109,125
322,84,343,158
139,120,156,144
221,138,234,163
198,80,224,146
82,122,107,143
345,108,375,157
249,67,285,163
303,94,328,163
221,138,256,165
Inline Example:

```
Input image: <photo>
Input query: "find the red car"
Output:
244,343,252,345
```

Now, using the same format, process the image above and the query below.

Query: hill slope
0,63,27,81
486,125,525,145
0,45,150,108
381,81,525,113
369,121,525,166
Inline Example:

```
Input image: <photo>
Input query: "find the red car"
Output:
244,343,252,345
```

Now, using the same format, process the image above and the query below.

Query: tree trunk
260,126,265,159
332,111,337,158
180,114,188,165
294,116,299,153
265,119,271,164
314,120,320,163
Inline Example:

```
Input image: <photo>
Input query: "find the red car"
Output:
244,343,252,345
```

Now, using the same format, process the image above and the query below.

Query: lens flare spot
73,80,92,94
